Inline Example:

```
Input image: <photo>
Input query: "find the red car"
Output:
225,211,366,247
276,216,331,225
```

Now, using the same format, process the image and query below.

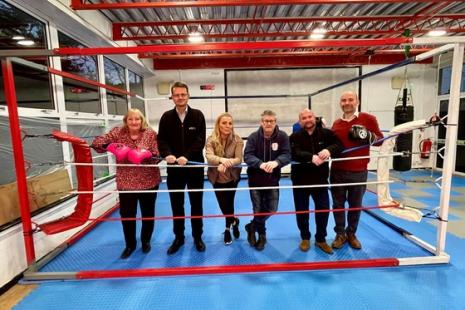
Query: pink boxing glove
107,143,131,162
127,149,153,165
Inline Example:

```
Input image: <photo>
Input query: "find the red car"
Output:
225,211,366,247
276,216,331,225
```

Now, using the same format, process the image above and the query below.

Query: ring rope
70,180,394,195
31,152,405,169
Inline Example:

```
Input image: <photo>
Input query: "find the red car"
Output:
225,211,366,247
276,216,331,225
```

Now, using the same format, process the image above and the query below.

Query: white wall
145,64,440,174
361,63,438,168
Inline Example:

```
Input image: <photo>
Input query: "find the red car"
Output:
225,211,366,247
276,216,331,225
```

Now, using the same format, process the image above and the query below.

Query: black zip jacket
158,106,206,163
290,127,343,185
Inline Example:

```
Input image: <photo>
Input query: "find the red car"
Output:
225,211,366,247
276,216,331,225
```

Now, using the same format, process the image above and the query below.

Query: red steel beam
48,67,135,97
151,53,432,70
113,14,465,28
114,29,465,41
55,38,412,56
1,58,36,265
112,14,465,41
77,258,400,279
140,48,430,59
71,0,458,10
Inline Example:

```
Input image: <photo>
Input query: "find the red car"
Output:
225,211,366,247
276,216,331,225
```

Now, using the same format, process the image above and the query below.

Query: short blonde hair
123,108,149,130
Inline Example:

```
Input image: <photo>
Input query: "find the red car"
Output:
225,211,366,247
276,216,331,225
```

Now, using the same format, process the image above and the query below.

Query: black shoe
194,238,206,252
255,234,266,251
224,229,232,245
142,243,151,254
245,223,256,246
167,238,184,255
232,218,240,239
120,247,135,259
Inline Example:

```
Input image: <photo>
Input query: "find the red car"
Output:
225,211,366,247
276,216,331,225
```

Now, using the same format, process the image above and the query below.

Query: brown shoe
347,233,362,249
315,241,334,254
299,239,310,252
331,233,347,249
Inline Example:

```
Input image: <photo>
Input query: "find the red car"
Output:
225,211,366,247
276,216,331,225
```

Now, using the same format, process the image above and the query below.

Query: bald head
340,91,359,118
299,108,316,132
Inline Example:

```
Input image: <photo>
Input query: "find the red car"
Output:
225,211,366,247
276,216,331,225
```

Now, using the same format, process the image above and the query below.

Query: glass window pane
58,32,98,81
129,71,145,114
104,58,127,115
107,91,128,115
0,0,47,65
438,65,465,95
62,78,101,113
104,57,126,89
58,32,101,113
0,62,53,109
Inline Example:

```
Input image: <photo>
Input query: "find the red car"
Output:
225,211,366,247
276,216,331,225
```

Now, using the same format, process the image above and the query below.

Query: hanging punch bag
393,87,414,171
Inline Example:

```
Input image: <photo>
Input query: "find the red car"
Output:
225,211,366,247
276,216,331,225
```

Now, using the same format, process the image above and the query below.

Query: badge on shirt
188,127,196,130
272,142,278,151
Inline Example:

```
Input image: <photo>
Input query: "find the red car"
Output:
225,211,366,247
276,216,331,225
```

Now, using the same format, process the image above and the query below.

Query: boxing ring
1,36,464,281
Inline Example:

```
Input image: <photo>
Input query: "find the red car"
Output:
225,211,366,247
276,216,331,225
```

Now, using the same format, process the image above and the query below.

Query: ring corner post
1,57,36,265
437,42,464,256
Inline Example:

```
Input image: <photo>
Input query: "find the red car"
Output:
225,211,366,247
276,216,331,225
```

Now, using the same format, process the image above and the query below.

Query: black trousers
213,180,239,228
167,167,204,240
292,187,330,242
119,185,158,248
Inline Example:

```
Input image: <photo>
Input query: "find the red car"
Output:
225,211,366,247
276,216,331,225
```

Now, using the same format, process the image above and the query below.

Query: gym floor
8,169,465,309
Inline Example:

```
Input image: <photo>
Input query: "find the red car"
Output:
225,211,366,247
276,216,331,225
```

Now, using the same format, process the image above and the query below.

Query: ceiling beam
152,54,432,70
71,0,458,10
54,38,412,56
114,29,465,41
113,15,465,28
112,14,465,41
139,48,431,59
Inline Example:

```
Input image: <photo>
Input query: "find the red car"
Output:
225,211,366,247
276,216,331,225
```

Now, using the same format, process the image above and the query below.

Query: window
129,71,145,114
104,57,127,115
438,66,465,95
58,32,101,113
0,0,47,65
0,62,53,109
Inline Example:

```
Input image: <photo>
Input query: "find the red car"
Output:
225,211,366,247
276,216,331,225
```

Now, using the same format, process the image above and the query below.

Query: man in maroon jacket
330,91,383,250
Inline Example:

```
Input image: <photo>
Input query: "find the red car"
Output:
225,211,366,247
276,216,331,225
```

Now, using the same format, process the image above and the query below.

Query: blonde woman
205,113,244,245
92,108,161,259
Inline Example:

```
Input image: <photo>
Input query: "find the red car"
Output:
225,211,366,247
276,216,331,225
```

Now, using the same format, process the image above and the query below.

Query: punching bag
393,88,414,171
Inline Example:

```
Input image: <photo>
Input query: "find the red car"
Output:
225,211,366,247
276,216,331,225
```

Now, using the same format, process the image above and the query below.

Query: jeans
249,189,279,234
330,170,368,235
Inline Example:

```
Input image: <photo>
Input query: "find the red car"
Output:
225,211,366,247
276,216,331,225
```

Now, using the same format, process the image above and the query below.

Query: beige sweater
205,133,244,184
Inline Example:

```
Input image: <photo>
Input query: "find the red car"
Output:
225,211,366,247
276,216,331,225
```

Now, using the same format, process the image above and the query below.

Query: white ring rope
70,180,394,195
62,152,405,168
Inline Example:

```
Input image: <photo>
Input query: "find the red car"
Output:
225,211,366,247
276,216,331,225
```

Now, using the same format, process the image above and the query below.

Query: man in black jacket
290,109,343,254
158,82,206,255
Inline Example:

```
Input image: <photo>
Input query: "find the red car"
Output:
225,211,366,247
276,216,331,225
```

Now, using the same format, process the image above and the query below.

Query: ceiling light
313,28,327,34
427,29,447,37
17,40,35,46
12,35,25,40
309,28,327,39
310,33,326,39
188,32,204,43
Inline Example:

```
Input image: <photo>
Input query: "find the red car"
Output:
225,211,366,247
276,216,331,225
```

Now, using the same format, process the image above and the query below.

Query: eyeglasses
172,93,188,98
262,119,276,124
